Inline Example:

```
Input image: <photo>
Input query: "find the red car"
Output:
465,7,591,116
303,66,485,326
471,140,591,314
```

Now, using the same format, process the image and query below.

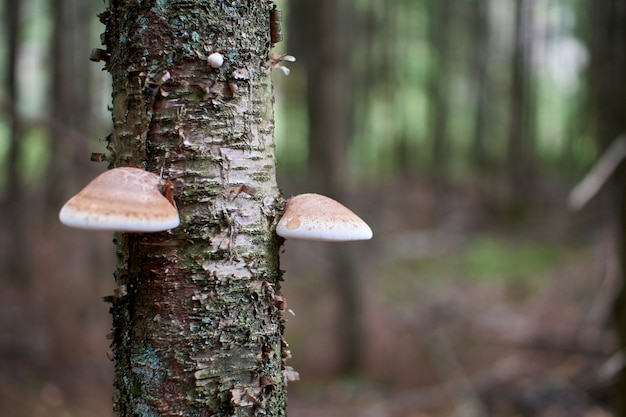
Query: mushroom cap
208,52,224,68
59,167,180,232
276,193,373,242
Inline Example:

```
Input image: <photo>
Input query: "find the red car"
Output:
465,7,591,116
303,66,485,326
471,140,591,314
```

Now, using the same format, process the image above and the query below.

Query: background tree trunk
587,2,626,416
102,1,287,415
427,0,453,202
48,0,96,211
470,0,490,171
300,0,349,194
3,0,25,283
289,0,365,376
507,0,536,199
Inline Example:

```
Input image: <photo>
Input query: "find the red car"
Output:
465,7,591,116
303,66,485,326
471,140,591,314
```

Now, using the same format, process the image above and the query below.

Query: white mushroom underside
275,193,373,242
59,206,180,232
58,167,180,232
275,222,373,241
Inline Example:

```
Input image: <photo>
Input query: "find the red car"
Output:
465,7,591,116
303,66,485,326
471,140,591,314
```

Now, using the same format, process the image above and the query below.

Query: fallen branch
568,134,626,211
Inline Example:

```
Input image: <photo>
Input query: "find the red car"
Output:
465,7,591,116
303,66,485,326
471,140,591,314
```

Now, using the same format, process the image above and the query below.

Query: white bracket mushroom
59,167,180,232
276,193,372,242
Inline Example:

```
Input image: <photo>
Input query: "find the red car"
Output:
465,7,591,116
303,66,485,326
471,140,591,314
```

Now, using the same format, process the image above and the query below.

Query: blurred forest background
1,0,625,416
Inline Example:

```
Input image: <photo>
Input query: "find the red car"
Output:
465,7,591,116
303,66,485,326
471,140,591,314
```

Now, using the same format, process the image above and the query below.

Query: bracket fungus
276,193,373,242
59,167,180,232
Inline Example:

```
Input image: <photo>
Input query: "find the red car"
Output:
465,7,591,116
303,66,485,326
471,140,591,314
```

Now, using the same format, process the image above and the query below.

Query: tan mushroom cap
276,193,373,241
59,167,180,232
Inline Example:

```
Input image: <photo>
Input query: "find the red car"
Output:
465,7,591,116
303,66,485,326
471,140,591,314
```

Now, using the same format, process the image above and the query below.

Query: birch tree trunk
100,1,287,415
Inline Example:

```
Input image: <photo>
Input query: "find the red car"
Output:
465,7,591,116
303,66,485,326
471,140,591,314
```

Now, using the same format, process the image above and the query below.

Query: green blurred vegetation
382,234,570,305
461,235,568,281
0,0,596,193
1,1,623,416
273,0,594,184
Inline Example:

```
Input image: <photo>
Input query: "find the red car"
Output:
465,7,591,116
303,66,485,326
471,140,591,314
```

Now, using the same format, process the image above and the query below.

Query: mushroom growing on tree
276,193,373,242
275,193,372,377
59,167,179,232
207,52,224,68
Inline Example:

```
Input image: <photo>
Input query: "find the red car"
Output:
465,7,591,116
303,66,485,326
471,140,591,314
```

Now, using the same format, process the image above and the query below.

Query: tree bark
101,1,287,415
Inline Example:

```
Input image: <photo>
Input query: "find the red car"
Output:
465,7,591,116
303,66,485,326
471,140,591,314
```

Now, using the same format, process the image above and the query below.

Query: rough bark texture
100,1,287,416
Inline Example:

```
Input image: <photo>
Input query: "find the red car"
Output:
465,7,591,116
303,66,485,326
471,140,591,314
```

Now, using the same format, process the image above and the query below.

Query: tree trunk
49,0,95,212
587,2,626,416
507,0,536,199
302,1,349,194
289,0,364,375
427,0,453,198
470,0,490,170
3,0,25,283
101,1,287,415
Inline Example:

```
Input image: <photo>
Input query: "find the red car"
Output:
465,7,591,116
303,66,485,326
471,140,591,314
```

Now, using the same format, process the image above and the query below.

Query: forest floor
282,175,617,417
0,174,619,417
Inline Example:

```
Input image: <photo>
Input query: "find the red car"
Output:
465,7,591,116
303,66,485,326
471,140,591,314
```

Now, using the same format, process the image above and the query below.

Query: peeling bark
100,1,287,415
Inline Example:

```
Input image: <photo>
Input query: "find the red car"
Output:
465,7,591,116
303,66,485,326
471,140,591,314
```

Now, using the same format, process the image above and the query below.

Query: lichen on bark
100,1,288,416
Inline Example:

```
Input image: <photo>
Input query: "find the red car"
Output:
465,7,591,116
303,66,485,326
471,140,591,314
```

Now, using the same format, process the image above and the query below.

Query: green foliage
0,0,594,193
274,0,592,181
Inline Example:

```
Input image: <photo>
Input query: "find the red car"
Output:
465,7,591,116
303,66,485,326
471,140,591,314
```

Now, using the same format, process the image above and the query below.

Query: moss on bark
101,1,287,415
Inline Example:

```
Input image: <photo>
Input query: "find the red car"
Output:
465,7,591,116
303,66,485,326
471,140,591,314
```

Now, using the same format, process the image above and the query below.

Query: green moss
250,172,271,182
